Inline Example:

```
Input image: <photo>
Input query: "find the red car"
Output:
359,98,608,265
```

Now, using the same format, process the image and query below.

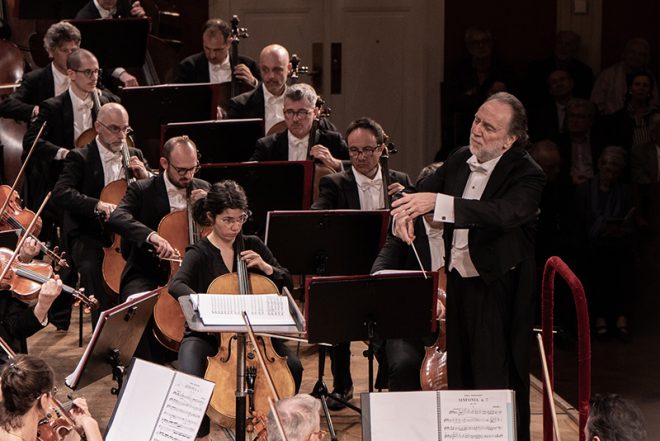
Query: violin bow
536,333,562,441
242,311,290,441
0,192,51,284
0,335,17,359
0,121,45,219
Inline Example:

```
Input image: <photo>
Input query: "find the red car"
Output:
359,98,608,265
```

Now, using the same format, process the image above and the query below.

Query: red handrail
541,256,591,441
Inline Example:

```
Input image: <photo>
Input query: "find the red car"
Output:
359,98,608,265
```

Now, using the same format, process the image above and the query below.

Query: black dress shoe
327,386,353,410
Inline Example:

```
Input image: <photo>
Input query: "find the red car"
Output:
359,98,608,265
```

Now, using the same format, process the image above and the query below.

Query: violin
203,234,295,429
37,399,85,441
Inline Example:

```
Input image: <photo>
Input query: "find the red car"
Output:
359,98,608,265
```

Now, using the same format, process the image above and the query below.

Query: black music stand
120,83,217,166
199,161,313,238
64,290,159,394
68,18,149,68
264,210,390,439
307,273,437,418
160,119,264,164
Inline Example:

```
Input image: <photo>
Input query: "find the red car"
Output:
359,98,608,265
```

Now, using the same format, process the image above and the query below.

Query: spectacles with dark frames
97,120,133,135
72,68,100,78
284,109,314,118
348,145,381,157
168,162,201,176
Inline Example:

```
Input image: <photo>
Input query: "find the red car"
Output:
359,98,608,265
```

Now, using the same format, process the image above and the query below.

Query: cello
203,234,295,430
100,137,138,298
152,191,210,351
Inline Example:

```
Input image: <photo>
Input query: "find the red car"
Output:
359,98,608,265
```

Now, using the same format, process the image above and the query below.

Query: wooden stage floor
27,310,580,440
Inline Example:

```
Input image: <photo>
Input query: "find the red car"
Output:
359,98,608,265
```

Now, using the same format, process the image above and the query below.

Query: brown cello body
100,179,128,299
153,209,210,351
420,271,448,391
203,272,295,429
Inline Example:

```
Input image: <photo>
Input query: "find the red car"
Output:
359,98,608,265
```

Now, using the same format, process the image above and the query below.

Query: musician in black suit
392,92,545,441
0,239,63,360
74,0,143,88
22,49,116,224
227,44,290,134
0,22,80,122
370,162,445,392
311,117,411,410
52,103,150,325
175,19,260,87
249,83,348,169
108,136,210,300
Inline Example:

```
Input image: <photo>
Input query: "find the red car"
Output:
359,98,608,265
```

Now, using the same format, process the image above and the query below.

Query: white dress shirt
209,55,232,84
263,86,285,134
96,136,124,185
353,165,384,211
51,63,70,96
433,154,502,278
163,170,187,212
69,88,93,142
423,217,445,271
288,133,309,161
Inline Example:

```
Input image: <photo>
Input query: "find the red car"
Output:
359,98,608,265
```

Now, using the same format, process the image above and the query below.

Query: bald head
98,102,128,122
259,44,291,96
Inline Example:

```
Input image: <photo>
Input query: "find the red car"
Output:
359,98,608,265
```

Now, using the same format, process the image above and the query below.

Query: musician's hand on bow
128,155,149,179
233,64,257,88
148,233,177,259
130,1,146,18
95,201,116,220
31,105,40,119
190,189,208,203
119,71,139,87
18,237,40,263
310,144,342,171
240,250,273,275
387,182,405,196
70,398,102,438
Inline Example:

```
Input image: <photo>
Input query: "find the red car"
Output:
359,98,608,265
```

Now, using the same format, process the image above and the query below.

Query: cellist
168,180,302,441
52,103,150,326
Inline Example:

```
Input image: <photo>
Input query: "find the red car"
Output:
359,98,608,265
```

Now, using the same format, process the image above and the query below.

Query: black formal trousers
71,235,108,327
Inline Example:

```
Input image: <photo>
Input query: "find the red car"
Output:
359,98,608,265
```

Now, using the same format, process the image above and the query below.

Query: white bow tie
359,180,382,191
105,152,122,163
78,100,93,112
467,157,488,174
212,63,230,71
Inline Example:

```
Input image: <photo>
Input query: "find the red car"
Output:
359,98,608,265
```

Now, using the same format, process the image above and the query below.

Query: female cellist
168,180,302,440
0,354,103,441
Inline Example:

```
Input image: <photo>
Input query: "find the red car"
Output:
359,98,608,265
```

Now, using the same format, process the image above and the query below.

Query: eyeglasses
219,213,249,226
73,68,100,78
97,120,132,135
168,162,201,176
348,145,381,157
284,109,313,118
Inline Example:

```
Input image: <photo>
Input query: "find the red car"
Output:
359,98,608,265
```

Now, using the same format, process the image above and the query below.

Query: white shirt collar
263,84,286,104
352,165,383,187
209,55,231,71
51,63,70,95
465,153,502,174
96,136,122,161
163,169,186,195
93,0,115,18
69,87,92,111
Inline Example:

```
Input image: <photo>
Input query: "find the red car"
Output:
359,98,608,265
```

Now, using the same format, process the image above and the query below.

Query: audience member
575,146,635,341
591,38,658,115
586,394,647,441
528,68,574,142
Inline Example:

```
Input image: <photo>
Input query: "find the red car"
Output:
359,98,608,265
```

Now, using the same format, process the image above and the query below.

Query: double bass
203,234,295,430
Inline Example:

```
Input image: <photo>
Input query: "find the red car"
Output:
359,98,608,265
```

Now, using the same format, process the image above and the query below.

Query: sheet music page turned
193,293,296,326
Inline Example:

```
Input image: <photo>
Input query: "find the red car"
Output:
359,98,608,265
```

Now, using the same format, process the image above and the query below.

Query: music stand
64,290,159,394
120,83,217,166
160,119,264,164
264,210,389,438
68,18,150,68
199,161,313,238
307,272,437,390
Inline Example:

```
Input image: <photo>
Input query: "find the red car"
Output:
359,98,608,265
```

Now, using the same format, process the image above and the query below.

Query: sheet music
438,390,515,440
106,359,214,441
362,390,515,441
192,294,295,326
151,372,215,441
